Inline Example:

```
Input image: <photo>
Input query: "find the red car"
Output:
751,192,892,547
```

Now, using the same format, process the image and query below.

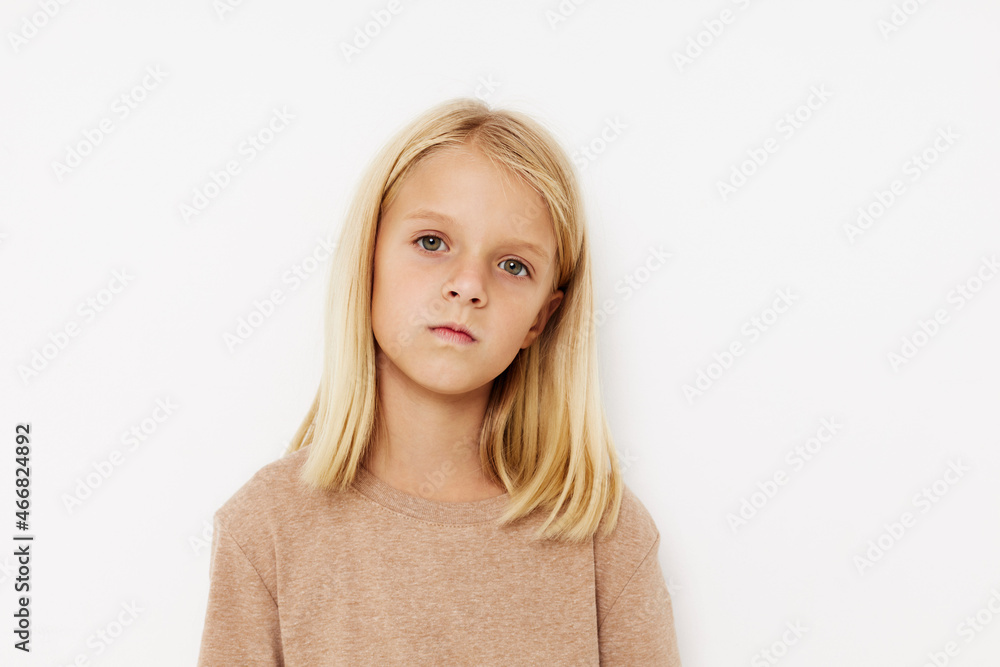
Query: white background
2,0,999,665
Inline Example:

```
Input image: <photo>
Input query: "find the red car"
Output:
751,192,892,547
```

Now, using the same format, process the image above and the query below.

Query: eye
501,259,530,278
415,235,445,252
414,236,531,279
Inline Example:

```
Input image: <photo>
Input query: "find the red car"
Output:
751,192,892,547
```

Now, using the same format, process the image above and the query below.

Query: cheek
492,300,540,350
371,254,403,333
373,257,431,333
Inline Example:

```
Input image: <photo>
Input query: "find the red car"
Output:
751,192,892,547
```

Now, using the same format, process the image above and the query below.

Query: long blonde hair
287,97,623,542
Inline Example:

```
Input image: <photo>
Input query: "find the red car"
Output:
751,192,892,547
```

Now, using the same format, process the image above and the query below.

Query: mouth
429,322,476,344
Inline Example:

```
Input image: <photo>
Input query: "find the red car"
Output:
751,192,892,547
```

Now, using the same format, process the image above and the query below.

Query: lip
430,322,477,343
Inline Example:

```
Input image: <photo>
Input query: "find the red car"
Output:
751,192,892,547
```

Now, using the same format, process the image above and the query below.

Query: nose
442,264,486,305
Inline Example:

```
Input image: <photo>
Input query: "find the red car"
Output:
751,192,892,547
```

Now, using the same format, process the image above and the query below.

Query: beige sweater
197,446,682,666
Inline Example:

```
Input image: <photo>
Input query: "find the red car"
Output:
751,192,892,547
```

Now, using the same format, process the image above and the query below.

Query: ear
521,289,564,349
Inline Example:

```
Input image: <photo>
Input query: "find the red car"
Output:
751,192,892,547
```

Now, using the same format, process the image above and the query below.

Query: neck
362,352,504,502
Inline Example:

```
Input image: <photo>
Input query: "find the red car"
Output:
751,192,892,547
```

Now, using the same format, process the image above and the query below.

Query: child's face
372,143,564,397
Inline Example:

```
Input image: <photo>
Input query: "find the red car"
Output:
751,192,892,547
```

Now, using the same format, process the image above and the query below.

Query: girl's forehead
392,152,548,220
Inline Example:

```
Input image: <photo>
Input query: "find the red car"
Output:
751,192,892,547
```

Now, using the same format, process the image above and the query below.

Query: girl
197,97,682,666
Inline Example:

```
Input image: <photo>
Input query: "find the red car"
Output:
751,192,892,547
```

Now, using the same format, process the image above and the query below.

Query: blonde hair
286,97,624,542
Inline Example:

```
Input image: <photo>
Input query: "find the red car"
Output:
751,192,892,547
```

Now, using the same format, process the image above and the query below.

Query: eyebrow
402,208,551,263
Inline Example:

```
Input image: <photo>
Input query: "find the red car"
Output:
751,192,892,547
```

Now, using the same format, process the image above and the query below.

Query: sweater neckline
352,464,510,525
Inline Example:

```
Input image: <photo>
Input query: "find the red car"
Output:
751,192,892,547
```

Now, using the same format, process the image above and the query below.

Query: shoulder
594,481,660,559
592,481,662,603
214,447,313,548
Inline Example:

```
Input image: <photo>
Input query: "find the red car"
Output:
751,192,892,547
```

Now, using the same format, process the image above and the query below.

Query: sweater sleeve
597,533,682,666
197,515,284,666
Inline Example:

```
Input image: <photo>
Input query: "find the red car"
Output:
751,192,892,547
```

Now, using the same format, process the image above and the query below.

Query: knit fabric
197,445,682,666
